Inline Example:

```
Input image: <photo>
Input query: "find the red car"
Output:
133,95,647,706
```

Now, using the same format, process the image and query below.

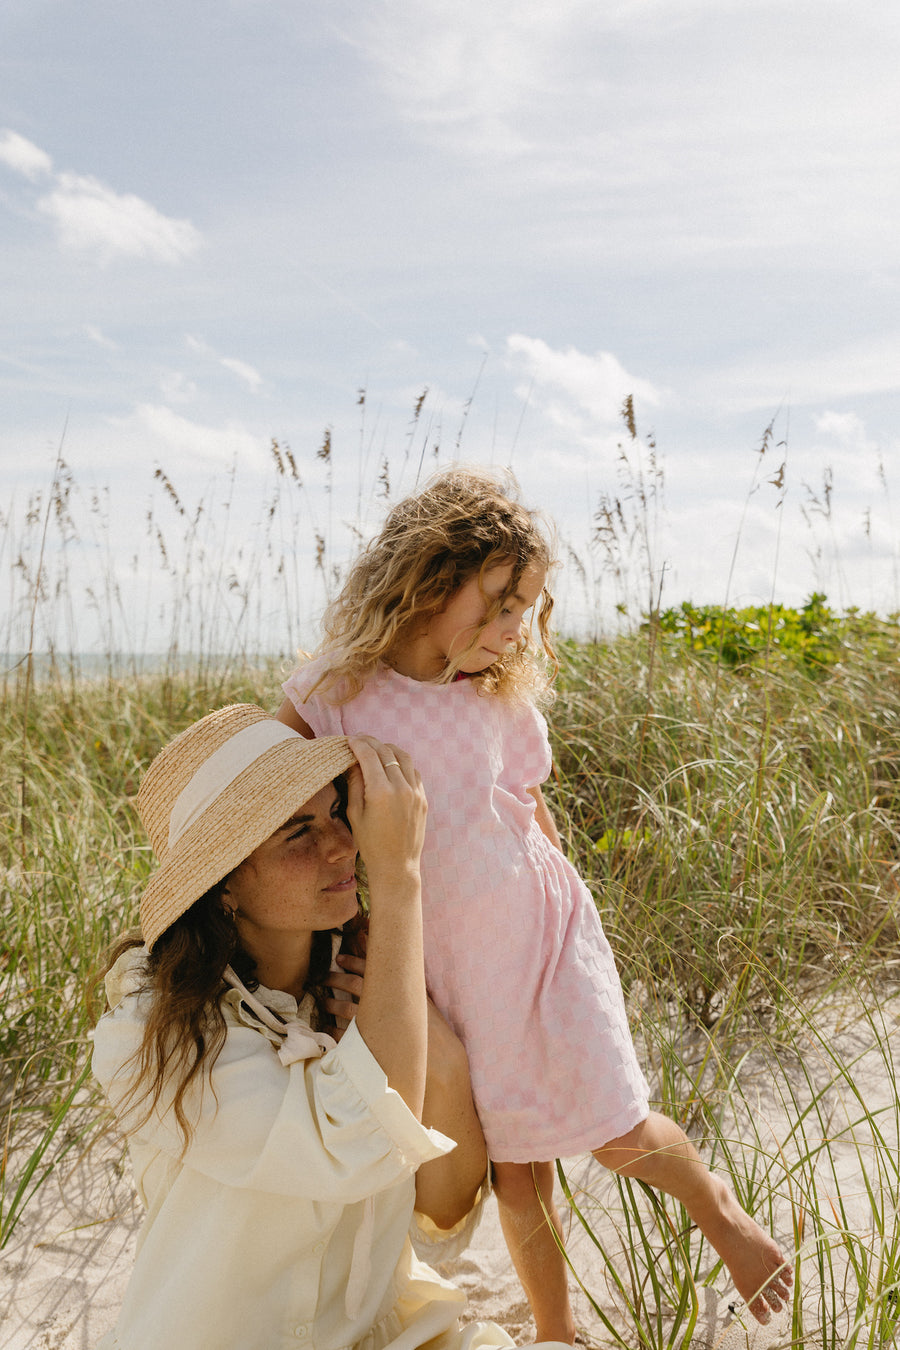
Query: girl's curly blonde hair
310,465,558,705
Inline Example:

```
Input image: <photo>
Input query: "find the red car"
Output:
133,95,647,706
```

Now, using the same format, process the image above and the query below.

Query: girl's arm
528,783,563,852
275,696,315,738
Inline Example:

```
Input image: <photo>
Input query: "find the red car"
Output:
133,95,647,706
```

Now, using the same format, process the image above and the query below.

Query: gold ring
383,760,400,768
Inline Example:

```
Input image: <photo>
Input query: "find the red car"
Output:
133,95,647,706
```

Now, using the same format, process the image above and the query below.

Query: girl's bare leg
592,1112,793,1326
492,1159,576,1345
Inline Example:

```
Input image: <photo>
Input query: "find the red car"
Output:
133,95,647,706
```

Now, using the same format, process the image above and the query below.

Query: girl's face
421,558,547,677
223,783,358,945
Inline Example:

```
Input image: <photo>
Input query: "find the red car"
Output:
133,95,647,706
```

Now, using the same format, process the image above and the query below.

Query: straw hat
137,704,357,950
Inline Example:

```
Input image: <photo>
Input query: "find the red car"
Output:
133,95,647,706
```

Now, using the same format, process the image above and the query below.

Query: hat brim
139,734,357,950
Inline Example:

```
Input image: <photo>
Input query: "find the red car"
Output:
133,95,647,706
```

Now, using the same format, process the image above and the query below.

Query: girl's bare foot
702,1181,793,1325
591,1114,792,1328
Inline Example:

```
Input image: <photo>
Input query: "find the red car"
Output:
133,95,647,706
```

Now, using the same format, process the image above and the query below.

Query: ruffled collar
104,940,340,1065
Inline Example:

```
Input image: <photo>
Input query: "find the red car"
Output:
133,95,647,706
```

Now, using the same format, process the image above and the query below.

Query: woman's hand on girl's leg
322,953,365,1040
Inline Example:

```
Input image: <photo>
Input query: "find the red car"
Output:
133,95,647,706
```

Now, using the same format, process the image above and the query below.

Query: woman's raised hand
344,736,427,892
343,738,428,1113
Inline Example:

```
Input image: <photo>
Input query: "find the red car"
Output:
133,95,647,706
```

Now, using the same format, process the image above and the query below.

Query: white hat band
167,721,300,848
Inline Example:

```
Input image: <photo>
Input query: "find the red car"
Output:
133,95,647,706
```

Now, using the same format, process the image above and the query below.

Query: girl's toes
769,1266,794,1304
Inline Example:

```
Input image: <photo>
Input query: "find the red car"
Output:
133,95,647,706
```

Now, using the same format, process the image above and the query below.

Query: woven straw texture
137,704,356,948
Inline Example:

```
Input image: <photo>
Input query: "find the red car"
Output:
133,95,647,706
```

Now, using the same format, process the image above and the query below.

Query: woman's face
223,783,358,942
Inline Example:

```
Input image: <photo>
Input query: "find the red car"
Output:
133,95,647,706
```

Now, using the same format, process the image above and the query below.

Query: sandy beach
0,1147,782,1350
2,996,896,1349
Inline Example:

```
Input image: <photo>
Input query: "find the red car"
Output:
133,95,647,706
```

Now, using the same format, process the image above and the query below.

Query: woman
92,704,532,1350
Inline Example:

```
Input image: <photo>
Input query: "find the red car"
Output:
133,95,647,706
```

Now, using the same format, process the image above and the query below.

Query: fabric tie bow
222,967,337,1063
222,967,369,1318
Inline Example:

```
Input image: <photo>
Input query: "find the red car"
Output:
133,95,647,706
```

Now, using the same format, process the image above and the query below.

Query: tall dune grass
2,399,900,1345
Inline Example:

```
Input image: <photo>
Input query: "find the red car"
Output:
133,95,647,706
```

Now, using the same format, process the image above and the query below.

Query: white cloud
184,337,264,391
801,412,900,503
37,172,202,263
814,411,870,447
354,0,900,267
350,0,566,153
123,404,266,467
84,324,117,350
220,356,263,392
185,334,213,357
702,337,900,415
159,371,199,404
505,334,662,426
0,129,53,180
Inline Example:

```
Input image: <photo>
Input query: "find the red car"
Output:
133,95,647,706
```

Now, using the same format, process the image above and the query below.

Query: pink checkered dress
283,656,649,1162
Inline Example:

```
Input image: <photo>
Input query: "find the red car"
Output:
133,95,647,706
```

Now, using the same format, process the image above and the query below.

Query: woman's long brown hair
99,784,357,1152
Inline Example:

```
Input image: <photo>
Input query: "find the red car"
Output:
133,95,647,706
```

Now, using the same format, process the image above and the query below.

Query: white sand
2,997,896,1348
0,1155,780,1350
0,1146,787,1350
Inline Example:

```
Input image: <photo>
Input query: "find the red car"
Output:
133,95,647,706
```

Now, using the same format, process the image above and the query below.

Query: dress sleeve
282,653,345,737
501,698,553,791
91,1004,452,1205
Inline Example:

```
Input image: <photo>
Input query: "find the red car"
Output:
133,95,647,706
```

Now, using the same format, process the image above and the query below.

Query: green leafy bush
651,594,898,673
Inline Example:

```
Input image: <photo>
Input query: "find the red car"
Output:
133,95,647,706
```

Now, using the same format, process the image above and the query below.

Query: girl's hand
344,736,427,891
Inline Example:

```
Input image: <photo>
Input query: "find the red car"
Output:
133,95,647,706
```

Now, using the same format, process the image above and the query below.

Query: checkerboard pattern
284,659,650,1162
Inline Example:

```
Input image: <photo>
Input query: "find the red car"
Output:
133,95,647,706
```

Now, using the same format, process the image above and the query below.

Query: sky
2,0,900,652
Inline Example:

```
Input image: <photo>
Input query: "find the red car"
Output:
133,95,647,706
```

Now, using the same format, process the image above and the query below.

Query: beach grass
3,630,899,1347
3,402,900,1345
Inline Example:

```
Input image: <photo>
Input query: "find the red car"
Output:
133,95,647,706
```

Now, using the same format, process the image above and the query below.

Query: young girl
277,467,792,1343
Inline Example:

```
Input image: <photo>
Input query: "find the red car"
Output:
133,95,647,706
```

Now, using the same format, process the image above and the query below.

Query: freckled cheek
261,857,321,900
265,872,323,921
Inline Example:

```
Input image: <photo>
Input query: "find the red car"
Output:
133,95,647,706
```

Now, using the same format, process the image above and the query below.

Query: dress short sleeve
282,652,345,737
499,698,552,792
